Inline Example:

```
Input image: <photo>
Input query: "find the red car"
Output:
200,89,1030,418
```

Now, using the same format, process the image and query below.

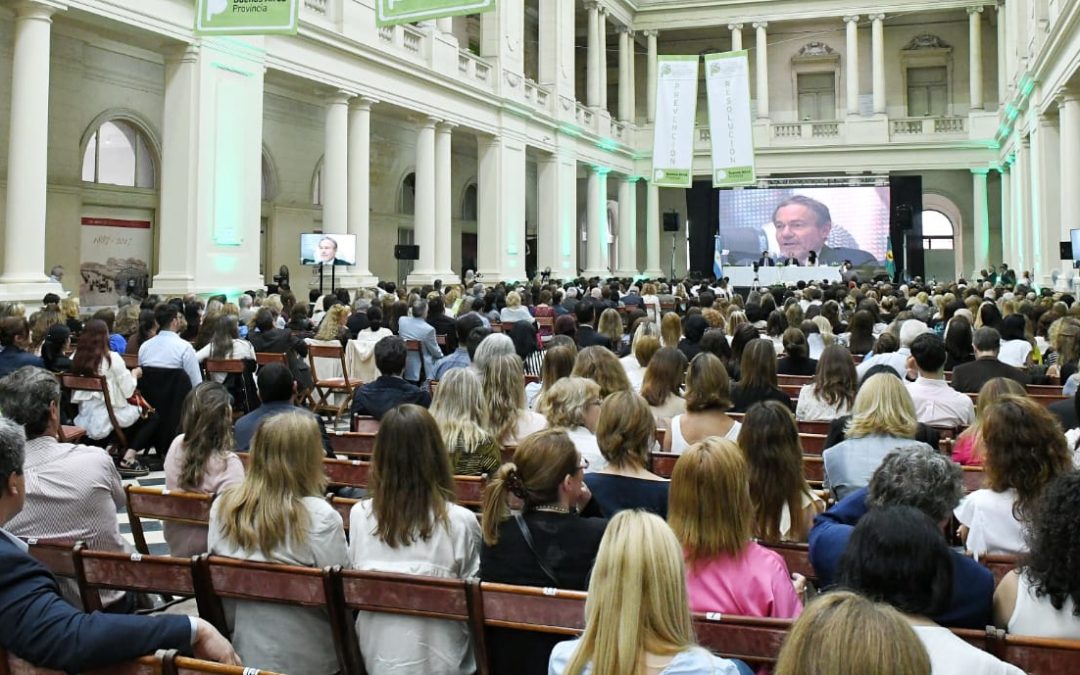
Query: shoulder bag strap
513,512,562,588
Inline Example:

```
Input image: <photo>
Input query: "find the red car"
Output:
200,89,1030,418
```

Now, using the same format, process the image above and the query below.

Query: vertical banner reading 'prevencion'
705,51,756,188
651,55,699,189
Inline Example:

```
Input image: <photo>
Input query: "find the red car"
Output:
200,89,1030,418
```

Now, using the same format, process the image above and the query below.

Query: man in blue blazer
397,299,443,385
0,416,239,671
0,317,43,379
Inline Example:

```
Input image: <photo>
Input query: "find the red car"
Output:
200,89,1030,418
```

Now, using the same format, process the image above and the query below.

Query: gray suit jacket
397,316,442,383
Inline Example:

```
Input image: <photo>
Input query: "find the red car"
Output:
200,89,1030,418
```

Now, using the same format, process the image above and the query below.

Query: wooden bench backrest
329,432,376,458
796,420,832,435
799,433,827,455
73,546,199,614
692,614,792,666
760,542,816,583
473,581,586,635
777,375,812,387
351,416,380,434
204,359,246,374
121,353,140,369
22,538,80,578
0,650,167,675
125,485,214,555
962,466,986,492
172,655,285,675
324,458,371,488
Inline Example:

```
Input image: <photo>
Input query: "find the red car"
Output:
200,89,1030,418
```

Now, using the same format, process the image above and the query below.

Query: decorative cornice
903,34,952,50
796,41,836,57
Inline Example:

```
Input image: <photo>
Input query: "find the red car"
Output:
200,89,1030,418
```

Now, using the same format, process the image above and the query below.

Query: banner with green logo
651,55,699,189
376,0,496,27
705,51,756,187
195,0,299,35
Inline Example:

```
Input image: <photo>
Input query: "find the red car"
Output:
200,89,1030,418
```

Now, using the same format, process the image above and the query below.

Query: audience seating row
0,648,282,675
20,540,1069,674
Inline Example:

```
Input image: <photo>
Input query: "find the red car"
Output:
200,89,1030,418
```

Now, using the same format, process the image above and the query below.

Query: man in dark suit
247,307,312,391
0,317,43,379
350,336,431,419
758,250,776,267
0,417,238,671
950,327,1031,393
574,301,612,350
233,364,333,455
773,195,878,266
345,299,370,338
301,236,350,265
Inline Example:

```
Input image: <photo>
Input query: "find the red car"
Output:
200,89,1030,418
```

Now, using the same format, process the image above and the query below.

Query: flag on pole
885,238,895,279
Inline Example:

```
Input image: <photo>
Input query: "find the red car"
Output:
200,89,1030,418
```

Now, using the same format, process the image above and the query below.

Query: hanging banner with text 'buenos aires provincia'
651,55,699,189
376,0,496,27
196,0,299,35
705,51,756,187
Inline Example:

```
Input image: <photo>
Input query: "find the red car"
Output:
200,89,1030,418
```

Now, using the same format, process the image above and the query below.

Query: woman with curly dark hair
994,471,1080,638
954,396,1071,557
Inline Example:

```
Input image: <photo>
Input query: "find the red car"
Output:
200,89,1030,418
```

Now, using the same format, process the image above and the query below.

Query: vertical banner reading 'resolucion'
651,55,699,189
705,51,756,188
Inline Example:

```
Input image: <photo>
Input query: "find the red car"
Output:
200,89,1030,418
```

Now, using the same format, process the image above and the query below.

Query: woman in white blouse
499,290,535,325
955,396,1070,558
661,353,741,454
208,412,347,675
796,345,857,421
195,315,255,382
349,404,481,674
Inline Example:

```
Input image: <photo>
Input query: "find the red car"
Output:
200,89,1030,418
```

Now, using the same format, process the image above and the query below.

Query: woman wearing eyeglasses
480,428,606,675
536,376,605,472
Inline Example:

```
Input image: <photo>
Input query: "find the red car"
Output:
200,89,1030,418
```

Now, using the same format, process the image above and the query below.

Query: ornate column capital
323,89,352,107
590,165,612,176
13,0,66,19
753,21,768,30
350,95,378,111
583,0,601,12
868,13,885,22
641,29,658,38
435,120,457,132
727,23,744,31
967,5,984,15
616,25,632,35
971,167,991,176
843,15,860,24
1057,88,1080,106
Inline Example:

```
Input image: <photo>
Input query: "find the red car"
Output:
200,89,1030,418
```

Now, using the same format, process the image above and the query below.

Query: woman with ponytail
480,428,607,675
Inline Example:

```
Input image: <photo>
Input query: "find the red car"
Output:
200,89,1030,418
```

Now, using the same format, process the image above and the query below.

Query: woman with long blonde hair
822,372,933,500
549,511,750,675
430,367,502,476
481,352,547,445
349,404,481,675
538,376,604,471
669,437,804,621
208,412,346,675
660,312,682,348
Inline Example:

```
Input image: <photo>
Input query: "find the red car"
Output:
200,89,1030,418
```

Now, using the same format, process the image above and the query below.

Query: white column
599,7,609,113
728,23,743,51
436,17,453,34
346,97,378,286
969,6,984,110
433,122,458,283
323,92,350,236
0,1,61,297
754,22,769,119
996,3,1007,103
617,26,631,122
586,1,600,108
583,166,610,277
615,177,639,276
1035,113,1061,285
644,181,662,277
1001,164,1012,269
627,30,636,124
537,154,577,275
972,169,990,274
476,135,527,281
844,15,860,116
645,30,658,123
1016,137,1031,273
408,117,437,283
1061,93,1080,273
870,14,886,115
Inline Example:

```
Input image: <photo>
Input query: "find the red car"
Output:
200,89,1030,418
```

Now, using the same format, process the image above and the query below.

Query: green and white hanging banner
651,55,699,189
705,51,756,187
376,0,496,27
195,0,299,35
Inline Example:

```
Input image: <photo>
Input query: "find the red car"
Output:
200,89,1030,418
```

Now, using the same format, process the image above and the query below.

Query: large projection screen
718,186,891,266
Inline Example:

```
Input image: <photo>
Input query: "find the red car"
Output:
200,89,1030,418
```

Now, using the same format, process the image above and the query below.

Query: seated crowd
3,270,1080,674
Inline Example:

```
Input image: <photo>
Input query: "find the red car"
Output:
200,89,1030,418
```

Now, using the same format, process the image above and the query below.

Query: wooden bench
72,545,203,615
329,431,376,458
799,433,827,455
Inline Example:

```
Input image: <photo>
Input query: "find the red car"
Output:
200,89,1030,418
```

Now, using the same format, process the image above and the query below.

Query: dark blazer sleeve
0,543,192,672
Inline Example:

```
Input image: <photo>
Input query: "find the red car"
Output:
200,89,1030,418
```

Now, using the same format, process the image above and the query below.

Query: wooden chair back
991,631,1080,674
802,455,825,486
57,425,87,444
799,433,827,455
692,614,793,666
72,544,201,614
121,353,140,369
254,352,289,367
125,486,214,556
327,496,357,534
962,465,986,492
777,374,812,387
59,373,127,450
22,537,80,579
471,581,586,636
796,420,832,435
981,553,1019,586
328,432,376,458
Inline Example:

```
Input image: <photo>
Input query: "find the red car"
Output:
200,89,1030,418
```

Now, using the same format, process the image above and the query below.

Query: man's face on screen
317,238,337,262
774,204,831,262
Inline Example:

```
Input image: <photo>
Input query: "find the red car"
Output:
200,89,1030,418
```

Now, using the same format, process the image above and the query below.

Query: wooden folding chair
125,485,214,556
197,556,350,673
693,614,792,666
254,352,312,407
330,569,480,675
307,344,360,422
59,373,127,450
72,544,204,615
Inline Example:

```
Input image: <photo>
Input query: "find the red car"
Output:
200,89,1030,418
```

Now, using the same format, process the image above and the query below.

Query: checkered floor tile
119,471,169,556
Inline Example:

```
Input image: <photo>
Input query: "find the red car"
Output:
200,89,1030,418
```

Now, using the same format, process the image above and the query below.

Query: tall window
907,67,948,117
462,184,478,221
400,173,416,215
922,210,954,250
797,73,836,121
81,119,156,188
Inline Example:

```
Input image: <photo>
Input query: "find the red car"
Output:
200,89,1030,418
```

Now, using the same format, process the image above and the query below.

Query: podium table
724,266,842,287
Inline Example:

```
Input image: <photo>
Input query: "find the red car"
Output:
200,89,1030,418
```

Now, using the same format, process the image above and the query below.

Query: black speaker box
1062,241,1074,261
662,212,680,232
394,244,420,260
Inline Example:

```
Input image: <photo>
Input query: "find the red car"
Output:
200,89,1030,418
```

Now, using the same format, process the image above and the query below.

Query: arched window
922,210,954,250
400,173,416,215
461,183,477,221
81,119,156,189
